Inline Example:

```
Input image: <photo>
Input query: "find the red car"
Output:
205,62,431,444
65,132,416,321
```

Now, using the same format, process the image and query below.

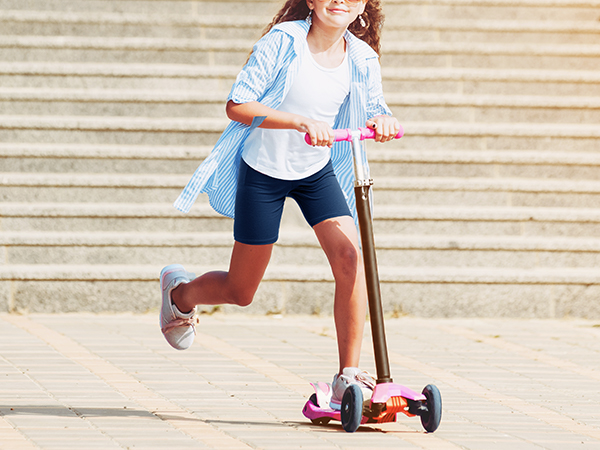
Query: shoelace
161,316,199,335
355,371,376,390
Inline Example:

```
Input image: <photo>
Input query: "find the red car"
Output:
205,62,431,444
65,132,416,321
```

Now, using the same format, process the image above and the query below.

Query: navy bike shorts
234,159,351,245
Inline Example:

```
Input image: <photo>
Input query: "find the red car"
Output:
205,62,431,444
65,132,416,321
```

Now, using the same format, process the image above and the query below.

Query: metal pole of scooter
351,133,393,385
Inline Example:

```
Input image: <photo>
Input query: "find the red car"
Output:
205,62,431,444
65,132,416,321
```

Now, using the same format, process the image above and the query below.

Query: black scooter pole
354,183,393,385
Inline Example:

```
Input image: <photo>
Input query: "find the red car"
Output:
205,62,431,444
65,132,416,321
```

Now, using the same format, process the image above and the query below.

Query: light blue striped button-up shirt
174,19,392,223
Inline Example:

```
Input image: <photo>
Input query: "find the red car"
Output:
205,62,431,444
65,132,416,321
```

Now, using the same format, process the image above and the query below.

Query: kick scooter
301,127,442,433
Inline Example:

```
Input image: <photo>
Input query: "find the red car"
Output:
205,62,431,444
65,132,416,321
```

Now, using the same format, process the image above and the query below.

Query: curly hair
260,0,384,55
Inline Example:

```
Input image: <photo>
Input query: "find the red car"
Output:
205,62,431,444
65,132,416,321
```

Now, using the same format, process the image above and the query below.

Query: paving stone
1,314,600,449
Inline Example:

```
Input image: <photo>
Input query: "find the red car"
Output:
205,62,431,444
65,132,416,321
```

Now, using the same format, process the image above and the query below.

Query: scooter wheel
420,384,442,433
341,384,363,433
308,394,331,425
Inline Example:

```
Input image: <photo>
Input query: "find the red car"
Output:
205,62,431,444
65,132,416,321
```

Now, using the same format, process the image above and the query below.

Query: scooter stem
349,130,393,385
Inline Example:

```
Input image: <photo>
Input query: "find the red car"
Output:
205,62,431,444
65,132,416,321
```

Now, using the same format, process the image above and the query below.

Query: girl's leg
313,215,367,373
171,241,273,312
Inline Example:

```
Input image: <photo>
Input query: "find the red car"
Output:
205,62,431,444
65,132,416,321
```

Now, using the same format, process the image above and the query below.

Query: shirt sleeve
228,30,290,105
365,57,393,119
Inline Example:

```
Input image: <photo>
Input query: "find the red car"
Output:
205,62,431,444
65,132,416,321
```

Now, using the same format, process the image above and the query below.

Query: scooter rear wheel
308,394,331,425
420,384,442,433
341,384,363,433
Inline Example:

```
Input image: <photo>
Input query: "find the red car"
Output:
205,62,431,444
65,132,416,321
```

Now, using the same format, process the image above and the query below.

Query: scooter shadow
203,418,381,433
287,420,419,434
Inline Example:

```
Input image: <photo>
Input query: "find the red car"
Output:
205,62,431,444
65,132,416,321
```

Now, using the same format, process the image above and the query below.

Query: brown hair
261,0,384,55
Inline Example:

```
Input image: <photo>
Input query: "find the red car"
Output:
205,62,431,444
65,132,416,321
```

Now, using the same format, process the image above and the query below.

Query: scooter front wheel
420,384,442,433
341,384,363,433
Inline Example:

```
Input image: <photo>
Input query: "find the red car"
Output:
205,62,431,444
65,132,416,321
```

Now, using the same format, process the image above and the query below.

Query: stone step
2,117,599,149
0,11,269,40
3,88,599,124
0,142,210,174
384,67,600,97
0,115,227,145
384,0,600,22
5,144,600,180
0,87,227,118
0,62,238,90
383,19,600,44
6,173,600,207
380,41,600,71
0,202,232,233
3,231,600,269
0,172,189,203
391,93,600,124
1,35,599,70
371,149,600,180
2,9,598,44
2,0,599,21
375,177,600,207
4,202,600,236
1,263,598,317
374,205,600,235
3,62,599,97
0,1,279,16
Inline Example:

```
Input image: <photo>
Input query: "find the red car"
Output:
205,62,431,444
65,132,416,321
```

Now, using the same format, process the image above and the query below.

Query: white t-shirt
242,39,350,180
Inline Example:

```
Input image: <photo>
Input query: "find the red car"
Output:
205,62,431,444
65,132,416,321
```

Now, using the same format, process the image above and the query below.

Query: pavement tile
1,314,599,449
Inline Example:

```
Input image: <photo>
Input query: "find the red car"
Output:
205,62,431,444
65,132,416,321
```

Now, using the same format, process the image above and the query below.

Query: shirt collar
273,20,373,75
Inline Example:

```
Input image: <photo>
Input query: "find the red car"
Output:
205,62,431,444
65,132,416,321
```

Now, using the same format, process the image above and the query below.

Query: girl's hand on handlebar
366,115,402,143
298,119,335,148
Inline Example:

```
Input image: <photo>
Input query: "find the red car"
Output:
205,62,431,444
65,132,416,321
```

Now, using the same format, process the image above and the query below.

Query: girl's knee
227,288,256,308
331,244,361,278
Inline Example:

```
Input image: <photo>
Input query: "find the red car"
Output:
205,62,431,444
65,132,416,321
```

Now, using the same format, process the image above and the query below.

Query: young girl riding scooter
160,0,401,410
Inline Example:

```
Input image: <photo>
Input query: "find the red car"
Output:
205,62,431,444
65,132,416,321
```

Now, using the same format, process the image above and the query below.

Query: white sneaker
160,264,197,350
330,367,376,410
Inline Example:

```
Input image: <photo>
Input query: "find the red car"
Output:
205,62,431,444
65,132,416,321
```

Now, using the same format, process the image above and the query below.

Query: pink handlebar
304,126,404,145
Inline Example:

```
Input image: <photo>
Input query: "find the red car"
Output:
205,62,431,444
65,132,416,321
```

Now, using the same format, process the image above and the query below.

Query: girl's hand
366,115,402,143
298,118,335,148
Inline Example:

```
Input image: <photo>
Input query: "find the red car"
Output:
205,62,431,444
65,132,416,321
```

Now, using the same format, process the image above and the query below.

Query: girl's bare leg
171,242,273,313
313,215,367,373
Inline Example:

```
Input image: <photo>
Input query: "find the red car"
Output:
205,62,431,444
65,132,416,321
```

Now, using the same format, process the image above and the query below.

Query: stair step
5,144,600,180
3,231,600,268
0,115,227,145
375,177,600,207
3,89,599,123
1,35,599,69
3,202,600,236
380,41,600,71
0,11,267,40
373,205,600,235
0,202,231,233
1,117,599,148
0,0,279,16
2,263,599,283
6,173,600,206
2,0,600,317
0,87,227,118
3,62,599,97
2,10,598,43
2,264,598,316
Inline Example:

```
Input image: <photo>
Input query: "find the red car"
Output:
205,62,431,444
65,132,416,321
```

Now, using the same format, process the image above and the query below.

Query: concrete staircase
1,0,600,317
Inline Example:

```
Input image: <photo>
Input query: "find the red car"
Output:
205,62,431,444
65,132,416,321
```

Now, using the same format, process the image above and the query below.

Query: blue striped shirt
174,19,392,222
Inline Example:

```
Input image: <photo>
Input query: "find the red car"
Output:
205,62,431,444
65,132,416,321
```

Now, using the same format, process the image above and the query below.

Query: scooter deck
302,381,427,425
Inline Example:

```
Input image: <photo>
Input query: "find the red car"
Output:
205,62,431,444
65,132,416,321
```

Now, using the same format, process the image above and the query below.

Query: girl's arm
363,57,400,143
226,100,335,147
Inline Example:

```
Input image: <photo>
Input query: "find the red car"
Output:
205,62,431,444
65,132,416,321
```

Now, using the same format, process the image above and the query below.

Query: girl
160,0,401,409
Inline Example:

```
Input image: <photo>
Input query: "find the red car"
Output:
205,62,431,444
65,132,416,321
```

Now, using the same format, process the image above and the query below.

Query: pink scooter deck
302,381,427,425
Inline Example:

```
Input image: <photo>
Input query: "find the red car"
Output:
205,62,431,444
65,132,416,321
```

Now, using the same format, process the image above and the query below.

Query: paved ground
1,313,599,450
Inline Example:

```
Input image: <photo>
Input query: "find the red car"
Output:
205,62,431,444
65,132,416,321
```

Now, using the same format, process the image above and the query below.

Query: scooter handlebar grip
303,125,404,145
303,129,352,145
358,126,404,140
